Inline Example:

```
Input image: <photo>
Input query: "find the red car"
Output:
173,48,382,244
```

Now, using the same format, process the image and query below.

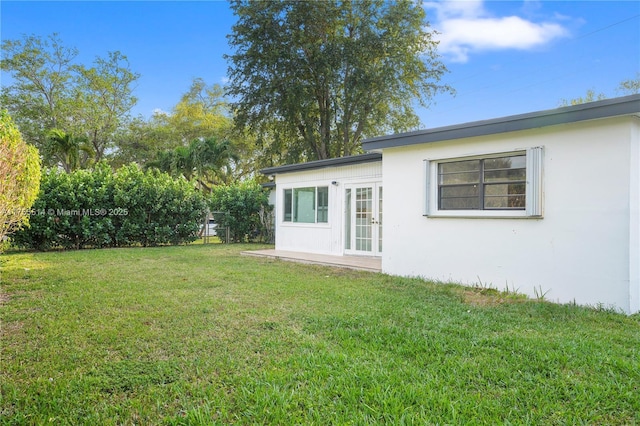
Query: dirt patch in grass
460,287,528,307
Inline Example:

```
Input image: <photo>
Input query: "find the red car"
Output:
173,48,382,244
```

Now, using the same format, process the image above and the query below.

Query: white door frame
344,182,382,256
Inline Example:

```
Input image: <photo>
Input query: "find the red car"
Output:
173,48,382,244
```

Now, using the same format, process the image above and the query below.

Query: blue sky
1,1,639,129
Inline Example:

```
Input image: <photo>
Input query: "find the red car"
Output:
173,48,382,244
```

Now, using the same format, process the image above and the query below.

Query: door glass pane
378,186,383,253
355,187,372,252
345,189,351,250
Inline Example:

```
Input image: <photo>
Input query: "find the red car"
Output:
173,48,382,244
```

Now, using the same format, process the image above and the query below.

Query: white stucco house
261,94,640,314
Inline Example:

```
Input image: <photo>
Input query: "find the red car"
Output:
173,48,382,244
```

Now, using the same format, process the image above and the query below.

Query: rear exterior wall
381,116,640,313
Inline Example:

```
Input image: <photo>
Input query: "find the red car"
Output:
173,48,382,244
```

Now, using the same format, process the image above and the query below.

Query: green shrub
209,180,272,243
0,110,41,247
12,163,207,250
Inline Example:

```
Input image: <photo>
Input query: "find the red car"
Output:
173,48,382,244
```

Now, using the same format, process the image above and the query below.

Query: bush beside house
209,180,272,243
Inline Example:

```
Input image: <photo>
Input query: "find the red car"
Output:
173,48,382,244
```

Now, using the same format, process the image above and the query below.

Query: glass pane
484,168,526,182
439,160,480,185
317,186,329,223
283,189,292,222
440,160,480,173
355,187,372,252
484,195,526,209
484,155,525,170
440,197,480,210
484,184,526,209
293,187,316,223
440,185,479,198
484,183,525,196
345,189,351,250
378,186,383,253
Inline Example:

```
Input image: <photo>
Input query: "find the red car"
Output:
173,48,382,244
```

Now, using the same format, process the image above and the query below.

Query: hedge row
12,163,207,250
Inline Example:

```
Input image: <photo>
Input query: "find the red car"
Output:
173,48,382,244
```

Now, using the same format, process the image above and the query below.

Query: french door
344,183,382,256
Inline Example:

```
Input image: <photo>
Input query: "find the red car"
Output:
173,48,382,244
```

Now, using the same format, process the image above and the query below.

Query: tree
189,137,238,189
559,89,607,107
617,73,640,95
72,51,139,161
0,110,42,246
44,129,94,173
0,34,78,150
169,78,231,143
226,0,451,161
1,34,139,165
559,74,640,107
111,79,234,169
146,137,237,191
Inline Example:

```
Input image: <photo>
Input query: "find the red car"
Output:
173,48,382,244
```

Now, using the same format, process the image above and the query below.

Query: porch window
283,186,329,223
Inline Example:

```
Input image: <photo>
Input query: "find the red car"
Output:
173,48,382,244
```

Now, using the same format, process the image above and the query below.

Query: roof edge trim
260,152,382,175
362,94,640,151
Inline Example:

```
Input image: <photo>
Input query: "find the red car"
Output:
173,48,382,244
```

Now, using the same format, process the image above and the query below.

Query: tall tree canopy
226,0,451,162
1,34,139,164
112,79,233,168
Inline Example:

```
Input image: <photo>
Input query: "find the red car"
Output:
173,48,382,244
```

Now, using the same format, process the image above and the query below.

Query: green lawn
1,244,638,425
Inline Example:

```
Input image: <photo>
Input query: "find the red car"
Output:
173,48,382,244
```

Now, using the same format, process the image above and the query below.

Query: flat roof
261,152,382,175
362,94,640,151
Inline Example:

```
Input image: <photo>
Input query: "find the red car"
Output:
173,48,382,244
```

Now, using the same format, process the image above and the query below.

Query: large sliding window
438,154,526,210
425,147,543,218
283,187,329,223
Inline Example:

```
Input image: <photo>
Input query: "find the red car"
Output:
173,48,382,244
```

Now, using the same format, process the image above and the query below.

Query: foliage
1,33,139,164
0,110,42,246
559,74,640,106
110,78,238,173
168,78,231,144
44,129,94,172
559,89,607,107
226,0,452,162
110,114,180,168
12,163,207,250
209,180,271,242
2,244,639,424
71,51,139,161
617,72,640,95
146,137,237,191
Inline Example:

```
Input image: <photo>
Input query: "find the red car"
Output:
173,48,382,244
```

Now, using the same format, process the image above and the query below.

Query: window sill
281,222,332,228
425,210,543,219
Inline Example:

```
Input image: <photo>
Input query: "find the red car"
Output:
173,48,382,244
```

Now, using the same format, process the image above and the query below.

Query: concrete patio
241,249,381,272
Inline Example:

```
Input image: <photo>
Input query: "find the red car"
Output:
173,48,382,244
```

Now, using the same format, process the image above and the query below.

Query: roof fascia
260,152,382,176
362,94,640,151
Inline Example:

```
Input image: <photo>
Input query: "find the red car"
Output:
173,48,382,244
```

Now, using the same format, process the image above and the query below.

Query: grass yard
1,244,638,425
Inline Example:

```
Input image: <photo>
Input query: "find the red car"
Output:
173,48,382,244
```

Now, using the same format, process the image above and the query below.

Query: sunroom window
283,187,329,223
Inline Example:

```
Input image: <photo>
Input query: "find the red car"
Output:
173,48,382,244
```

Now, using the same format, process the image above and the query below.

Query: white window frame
424,147,543,218
282,186,329,224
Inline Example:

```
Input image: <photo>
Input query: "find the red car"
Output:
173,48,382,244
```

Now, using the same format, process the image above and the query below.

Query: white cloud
152,108,170,117
425,1,569,63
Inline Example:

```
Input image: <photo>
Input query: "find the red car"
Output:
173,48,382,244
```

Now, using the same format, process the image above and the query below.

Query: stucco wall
382,116,640,313
274,161,382,255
